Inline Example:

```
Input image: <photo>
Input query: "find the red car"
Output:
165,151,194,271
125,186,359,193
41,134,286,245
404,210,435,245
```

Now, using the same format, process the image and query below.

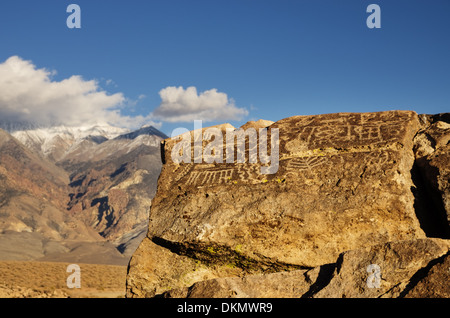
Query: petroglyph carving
285,118,408,151
292,117,316,128
173,164,193,183
186,169,234,187
285,156,328,171
235,164,263,184
365,150,391,167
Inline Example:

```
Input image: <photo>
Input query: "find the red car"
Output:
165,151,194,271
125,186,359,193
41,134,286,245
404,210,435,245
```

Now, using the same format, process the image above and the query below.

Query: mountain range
0,123,168,265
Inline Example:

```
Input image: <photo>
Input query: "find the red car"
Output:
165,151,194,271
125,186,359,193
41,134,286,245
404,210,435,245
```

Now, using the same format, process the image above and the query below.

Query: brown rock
127,110,433,297
404,252,450,298
161,269,313,298
313,238,450,298
160,238,450,298
413,114,450,237
239,119,274,130
126,236,248,298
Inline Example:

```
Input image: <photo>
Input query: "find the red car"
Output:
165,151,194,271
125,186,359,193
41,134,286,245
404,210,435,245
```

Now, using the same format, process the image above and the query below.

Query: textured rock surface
159,238,450,298
413,113,450,238
161,268,313,298
404,252,450,298
314,238,450,298
126,110,450,298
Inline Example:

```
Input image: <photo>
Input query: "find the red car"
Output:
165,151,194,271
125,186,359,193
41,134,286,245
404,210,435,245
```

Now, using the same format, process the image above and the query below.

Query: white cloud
151,86,248,123
0,56,153,129
0,56,247,131
105,79,116,87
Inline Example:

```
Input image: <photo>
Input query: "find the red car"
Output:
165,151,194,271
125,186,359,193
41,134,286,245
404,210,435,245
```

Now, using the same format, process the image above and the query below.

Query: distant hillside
0,123,167,264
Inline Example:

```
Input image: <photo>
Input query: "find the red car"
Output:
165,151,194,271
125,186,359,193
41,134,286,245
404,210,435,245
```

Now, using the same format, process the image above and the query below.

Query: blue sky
0,0,449,135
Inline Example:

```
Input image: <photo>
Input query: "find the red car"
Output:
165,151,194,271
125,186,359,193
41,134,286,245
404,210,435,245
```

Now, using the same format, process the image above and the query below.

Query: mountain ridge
0,128,126,264
0,123,167,264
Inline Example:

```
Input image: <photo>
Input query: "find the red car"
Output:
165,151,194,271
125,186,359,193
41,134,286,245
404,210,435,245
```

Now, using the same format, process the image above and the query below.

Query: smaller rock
161,269,313,298
314,238,450,298
404,253,450,298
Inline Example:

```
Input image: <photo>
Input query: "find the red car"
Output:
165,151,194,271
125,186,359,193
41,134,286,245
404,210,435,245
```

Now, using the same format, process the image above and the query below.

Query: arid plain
0,260,127,298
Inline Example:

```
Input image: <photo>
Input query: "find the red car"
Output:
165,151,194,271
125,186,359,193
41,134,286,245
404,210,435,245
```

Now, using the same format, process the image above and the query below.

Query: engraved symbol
286,156,328,171
236,164,263,184
351,125,382,141
186,169,234,187
366,264,381,288
365,151,390,166
293,117,315,128
173,164,193,183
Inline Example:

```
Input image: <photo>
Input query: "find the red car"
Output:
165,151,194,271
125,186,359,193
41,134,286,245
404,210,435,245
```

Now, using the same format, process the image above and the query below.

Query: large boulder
126,110,450,298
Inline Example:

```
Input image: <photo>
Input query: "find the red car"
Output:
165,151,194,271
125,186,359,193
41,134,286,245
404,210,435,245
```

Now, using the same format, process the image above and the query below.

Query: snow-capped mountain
9,123,167,162
0,122,169,263
115,125,168,140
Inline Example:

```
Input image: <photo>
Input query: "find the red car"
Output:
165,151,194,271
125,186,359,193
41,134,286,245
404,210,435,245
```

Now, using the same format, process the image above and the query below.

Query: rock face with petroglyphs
126,110,450,298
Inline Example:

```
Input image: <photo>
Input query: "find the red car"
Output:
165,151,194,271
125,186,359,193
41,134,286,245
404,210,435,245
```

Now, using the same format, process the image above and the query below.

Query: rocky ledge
126,110,450,298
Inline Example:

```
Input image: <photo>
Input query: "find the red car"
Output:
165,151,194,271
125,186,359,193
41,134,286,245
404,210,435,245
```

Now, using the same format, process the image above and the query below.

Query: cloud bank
0,56,151,129
152,86,248,123
0,56,248,130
